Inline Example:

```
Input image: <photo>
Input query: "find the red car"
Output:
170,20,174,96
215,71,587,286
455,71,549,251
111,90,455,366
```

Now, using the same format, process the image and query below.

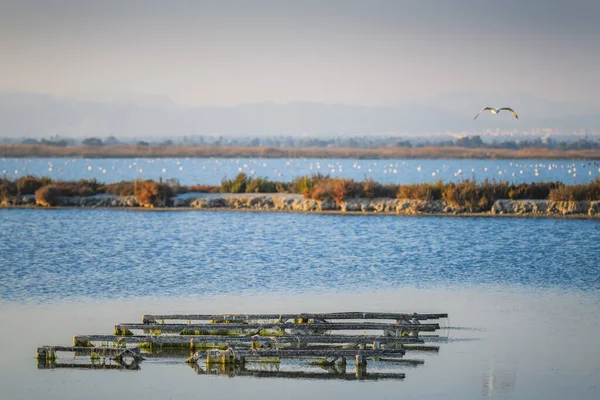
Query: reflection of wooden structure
37,311,448,380
36,346,143,370
193,363,406,381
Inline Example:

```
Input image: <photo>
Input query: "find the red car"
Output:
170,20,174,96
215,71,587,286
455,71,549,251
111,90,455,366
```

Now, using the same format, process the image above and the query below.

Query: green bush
246,177,278,193
220,173,249,193
290,173,329,194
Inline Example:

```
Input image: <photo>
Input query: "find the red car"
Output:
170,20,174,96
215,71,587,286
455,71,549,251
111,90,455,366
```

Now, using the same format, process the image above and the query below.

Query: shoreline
2,194,599,219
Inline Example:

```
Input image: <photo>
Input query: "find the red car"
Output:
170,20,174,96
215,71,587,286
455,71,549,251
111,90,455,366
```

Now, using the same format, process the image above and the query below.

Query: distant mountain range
1,91,599,138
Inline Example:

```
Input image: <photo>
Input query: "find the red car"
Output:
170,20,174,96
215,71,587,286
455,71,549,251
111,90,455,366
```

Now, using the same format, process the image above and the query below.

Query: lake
2,157,600,185
0,209,599,399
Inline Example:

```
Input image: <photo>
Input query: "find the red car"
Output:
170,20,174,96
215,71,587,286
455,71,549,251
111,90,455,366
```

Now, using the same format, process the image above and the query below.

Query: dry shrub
441,179,507,212
363,178,398,199
442,180,481,211
101,181,136,196
307,179,335,201
549,179,600,201
134,180,174,207
275,182,290,193
77,178,103,192
17,176,49,195
187,184,220,193
54,181,95,197
290,173,329,194
332,179,363,204
0,179,17,203
304,178,363,204
397,181,444,200
478,180,510,210
165,178,187,194
35,185,62,207
508,182,561,200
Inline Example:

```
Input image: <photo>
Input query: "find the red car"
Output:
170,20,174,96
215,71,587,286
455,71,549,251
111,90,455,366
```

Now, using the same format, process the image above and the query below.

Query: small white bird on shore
474,107,519,119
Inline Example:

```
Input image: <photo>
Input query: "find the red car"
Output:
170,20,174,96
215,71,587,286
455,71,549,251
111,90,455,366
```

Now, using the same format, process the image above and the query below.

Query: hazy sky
1,0,599,107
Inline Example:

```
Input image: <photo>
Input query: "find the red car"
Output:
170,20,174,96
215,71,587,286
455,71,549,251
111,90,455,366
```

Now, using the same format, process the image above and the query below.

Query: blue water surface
1,209,598,302
2,157,600,185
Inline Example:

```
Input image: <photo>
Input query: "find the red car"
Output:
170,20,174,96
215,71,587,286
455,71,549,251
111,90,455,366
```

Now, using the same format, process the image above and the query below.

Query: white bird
474,107,519,120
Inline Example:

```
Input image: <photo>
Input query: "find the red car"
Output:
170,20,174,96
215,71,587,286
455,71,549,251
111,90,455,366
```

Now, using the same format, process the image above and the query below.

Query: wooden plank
117,322,439,332
379,358,425,364
37,346,143,360
143,312,447,323
402,345,439,352
74,334,425,345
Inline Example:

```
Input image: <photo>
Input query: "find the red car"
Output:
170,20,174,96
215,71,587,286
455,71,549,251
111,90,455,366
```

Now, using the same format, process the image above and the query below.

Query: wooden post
338,356,347,374
355,354,367,378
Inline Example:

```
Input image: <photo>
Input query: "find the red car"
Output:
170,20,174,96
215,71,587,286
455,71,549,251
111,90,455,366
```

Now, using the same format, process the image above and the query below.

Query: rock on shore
3,193,599,217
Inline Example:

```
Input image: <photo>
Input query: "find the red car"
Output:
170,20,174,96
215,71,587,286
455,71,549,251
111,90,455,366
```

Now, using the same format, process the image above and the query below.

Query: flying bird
474,107,519,120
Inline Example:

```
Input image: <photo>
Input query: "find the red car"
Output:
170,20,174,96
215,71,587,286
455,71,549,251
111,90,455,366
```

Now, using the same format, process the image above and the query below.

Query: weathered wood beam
142,312,447,323
117,322,439,332
36,346,143,361
379,358,426,364
74,334,424,345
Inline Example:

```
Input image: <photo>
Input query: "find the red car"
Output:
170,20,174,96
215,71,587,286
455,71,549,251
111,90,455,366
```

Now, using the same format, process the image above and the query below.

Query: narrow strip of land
3,144,600,159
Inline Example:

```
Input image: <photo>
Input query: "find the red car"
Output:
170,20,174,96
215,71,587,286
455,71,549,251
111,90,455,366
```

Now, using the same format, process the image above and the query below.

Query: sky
1,0,599,107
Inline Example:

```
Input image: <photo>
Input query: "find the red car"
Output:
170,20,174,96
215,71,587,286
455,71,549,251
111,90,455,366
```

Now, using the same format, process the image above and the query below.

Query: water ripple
1,209,599,303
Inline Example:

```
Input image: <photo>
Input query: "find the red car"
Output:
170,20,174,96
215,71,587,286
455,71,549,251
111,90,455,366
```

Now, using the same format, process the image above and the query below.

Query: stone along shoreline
4,193,600,217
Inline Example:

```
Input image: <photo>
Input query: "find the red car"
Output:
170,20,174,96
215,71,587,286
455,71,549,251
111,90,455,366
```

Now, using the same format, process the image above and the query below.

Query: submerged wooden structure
37,311,448,380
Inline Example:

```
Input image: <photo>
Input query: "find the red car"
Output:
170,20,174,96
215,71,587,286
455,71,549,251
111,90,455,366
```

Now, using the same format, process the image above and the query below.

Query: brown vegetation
2,174,600,209
397,181,444,201
187,184,220,193
0,178,17,203
3,144,600,160
35,185,62,207
100,180,136,196
549,178,600,201
134,180,174,207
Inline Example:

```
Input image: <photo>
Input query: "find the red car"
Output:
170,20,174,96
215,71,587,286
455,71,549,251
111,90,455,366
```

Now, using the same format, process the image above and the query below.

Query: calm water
2,157,600,185
1,209,600,399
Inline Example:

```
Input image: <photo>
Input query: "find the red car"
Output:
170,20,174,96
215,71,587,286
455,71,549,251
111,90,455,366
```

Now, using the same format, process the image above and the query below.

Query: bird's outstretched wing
474,107,493,120
499,107,519,119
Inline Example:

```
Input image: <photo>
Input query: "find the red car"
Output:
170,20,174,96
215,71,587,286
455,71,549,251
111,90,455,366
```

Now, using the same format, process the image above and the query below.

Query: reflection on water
1,208,599,398
1,289,599,399
482,360,518,398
